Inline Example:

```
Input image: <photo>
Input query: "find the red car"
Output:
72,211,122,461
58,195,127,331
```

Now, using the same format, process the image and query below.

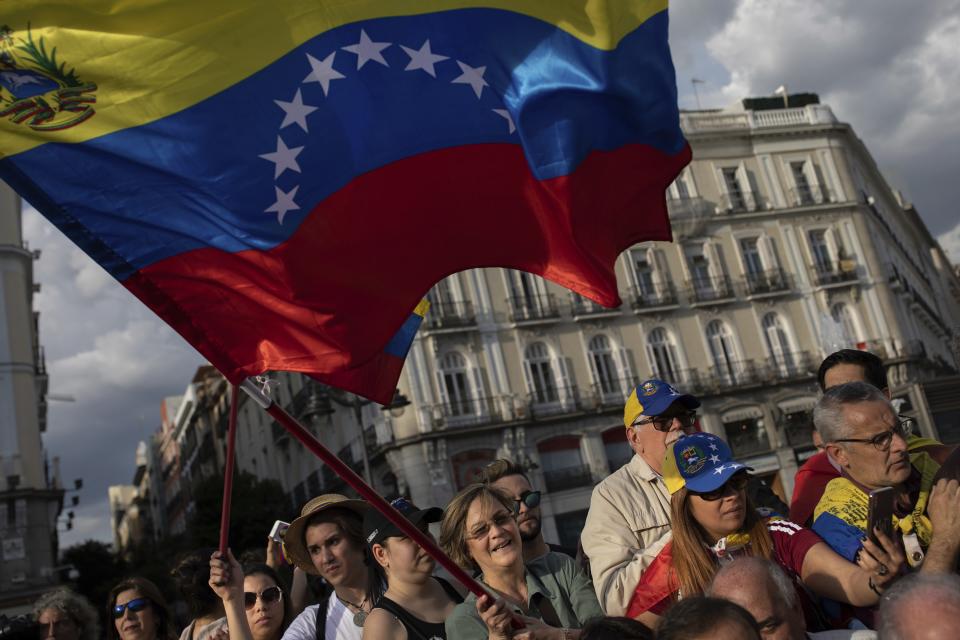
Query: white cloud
938,221,960,265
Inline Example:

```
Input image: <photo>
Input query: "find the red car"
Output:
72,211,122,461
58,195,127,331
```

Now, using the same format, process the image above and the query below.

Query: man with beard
481,458,577,561
581,379,700,615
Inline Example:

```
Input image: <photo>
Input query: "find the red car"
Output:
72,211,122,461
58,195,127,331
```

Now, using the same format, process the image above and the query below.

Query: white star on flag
709,455,721,464
713,465,727,475
452,60,488,99
274,89,318,132
342,29,391,70
265,185,300,225
708,443,719,451
303,52,345,96
400,39,448,77
493,108,515,134
259,136,304,179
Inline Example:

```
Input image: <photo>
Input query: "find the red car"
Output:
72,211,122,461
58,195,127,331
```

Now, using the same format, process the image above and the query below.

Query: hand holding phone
867,486,894,546
269,520,290,543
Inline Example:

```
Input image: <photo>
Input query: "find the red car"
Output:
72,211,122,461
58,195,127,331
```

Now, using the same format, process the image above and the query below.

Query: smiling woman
106,577,177,640
439,484,602,640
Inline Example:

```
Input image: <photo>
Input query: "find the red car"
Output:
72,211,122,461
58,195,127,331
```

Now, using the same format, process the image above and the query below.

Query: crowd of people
25,350,960,639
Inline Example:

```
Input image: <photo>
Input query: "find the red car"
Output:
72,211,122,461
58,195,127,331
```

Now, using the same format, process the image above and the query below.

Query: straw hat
284,494,368,574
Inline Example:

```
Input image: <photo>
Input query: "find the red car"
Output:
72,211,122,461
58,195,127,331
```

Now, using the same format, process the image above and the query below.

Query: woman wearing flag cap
625,432,905,629
361,497,463,640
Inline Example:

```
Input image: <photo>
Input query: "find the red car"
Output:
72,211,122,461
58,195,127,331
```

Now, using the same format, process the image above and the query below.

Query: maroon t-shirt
789,451,841,526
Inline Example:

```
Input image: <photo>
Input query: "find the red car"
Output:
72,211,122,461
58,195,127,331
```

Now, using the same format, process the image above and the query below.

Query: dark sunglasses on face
690,473,749,502
244,586,282,610
113,598,150,618
634,411,697,432
513,490,541,513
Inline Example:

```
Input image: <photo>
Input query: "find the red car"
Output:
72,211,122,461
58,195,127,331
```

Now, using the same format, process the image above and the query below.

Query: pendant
353,610,367,627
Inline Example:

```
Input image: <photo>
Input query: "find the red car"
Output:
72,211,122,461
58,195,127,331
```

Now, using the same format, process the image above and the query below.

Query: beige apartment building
377,96,960,547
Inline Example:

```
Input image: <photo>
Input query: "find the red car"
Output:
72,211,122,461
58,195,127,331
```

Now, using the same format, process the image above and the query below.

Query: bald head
879,574,960,640
707,558,805,640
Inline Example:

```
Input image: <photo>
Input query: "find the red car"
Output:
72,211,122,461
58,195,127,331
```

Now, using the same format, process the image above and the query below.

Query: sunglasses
113,598,150,618
244,586,282,610
633,411,697,432
513,490,541,513
689,472,749,502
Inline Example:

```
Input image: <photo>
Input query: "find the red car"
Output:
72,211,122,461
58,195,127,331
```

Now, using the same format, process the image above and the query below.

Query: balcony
429,396,505,429
667,196,713,239
718,191,759,213
628,284,679,311
766,352,816,382
570,294,620,319
708,360,763,389
423,299,476,331
528,385,582,419
589,379,635,409
288,379,332,422
680,105,838,133
686,275,736,304
542,464,594,492
812,261,858,286
787,185,833,207
508,293,560,323
743,268,792,297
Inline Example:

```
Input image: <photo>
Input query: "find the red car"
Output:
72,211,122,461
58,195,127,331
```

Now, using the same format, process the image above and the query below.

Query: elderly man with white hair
877,573,960,639
708,557,876,640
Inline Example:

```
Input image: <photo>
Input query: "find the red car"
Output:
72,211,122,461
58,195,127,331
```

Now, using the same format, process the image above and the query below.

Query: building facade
377,96,960,548
0,185,64,614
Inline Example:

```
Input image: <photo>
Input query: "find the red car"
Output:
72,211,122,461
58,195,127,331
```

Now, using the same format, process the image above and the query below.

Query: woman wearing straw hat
625,432,905,629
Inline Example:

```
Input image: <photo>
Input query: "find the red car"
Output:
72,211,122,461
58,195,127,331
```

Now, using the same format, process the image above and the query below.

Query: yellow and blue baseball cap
663,433,752,495
623,379,700,427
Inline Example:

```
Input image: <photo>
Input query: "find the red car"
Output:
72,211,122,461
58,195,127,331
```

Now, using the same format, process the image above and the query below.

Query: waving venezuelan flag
0,0,689,403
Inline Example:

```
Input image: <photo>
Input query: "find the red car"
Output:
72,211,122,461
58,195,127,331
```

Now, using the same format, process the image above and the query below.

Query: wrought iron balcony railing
508,293,561,322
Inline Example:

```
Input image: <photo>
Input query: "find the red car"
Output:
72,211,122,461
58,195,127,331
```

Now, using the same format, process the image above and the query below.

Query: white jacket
581,453,672,616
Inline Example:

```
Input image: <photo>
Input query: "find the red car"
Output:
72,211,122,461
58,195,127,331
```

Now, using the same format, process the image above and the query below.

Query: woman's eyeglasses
467,510,516,541
513,490,541,513
690,473,749,502
113,598,150,618
633,411,697,432
244,586,282,610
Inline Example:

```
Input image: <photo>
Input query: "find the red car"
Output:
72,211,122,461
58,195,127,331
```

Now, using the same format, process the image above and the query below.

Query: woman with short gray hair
33,588,100,640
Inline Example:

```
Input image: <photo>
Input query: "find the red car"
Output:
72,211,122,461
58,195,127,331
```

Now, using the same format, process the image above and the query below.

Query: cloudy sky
20,0,960,547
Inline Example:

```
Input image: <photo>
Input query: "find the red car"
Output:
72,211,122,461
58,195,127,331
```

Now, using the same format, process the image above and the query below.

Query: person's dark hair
33,588,100,640
480,458,529,484
172,548,222,618
243,564,293,634
106,577,176,640
580,616,652,640
817,349,887,391
302,507,365,553
655,597,761,640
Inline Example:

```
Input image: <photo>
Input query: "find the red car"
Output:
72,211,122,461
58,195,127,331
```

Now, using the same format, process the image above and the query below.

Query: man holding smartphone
811,382,960,575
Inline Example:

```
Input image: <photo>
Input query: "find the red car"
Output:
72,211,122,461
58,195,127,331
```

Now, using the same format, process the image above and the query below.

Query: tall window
674,174,691,199
509,272,543,316
440,351,473,416
632,252,656,298
525,342,558,403
706,320,738,383
762,312,795,374
428,278,456,314
791,161,814,204
831,302,862,346
687,249,713,297
808,230,833,273
739,237,764,279
588,335,618,396
722,167,746,210
647,328,680,383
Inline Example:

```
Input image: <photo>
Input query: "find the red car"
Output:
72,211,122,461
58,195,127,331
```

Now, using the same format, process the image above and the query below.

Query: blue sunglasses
113,597,150,618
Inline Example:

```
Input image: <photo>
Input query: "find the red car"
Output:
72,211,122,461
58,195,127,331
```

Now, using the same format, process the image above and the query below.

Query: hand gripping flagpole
218,383,240,555
239,379,490,599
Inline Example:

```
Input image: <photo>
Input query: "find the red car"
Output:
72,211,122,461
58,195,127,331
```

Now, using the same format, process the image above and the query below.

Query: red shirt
789,451,841,526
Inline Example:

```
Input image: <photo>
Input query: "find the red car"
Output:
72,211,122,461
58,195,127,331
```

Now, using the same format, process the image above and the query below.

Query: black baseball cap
363,497,442,547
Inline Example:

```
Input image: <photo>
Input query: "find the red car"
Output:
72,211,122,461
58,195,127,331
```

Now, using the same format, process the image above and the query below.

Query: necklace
337,594,368,627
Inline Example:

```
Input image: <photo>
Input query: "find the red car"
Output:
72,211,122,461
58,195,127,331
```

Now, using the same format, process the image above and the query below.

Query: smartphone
866,486,894,546
269,520,290,543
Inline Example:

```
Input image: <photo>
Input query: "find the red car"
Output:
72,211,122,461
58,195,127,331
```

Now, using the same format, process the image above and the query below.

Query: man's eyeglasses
689,473,749,502
113,598,150,618
467,510,516,541
831,419,914,452
244,586,282,610
633,411,697,432
512,490,541,513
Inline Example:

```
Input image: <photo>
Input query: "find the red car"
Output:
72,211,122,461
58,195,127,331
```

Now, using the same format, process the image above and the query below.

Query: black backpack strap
314,597,329,640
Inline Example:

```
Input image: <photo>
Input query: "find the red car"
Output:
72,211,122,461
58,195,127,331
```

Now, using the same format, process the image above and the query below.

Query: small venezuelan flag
0,1,689,403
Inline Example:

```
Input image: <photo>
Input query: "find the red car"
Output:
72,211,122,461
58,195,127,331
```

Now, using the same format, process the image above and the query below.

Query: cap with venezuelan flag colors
623,379,700,428
663,433,752,495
